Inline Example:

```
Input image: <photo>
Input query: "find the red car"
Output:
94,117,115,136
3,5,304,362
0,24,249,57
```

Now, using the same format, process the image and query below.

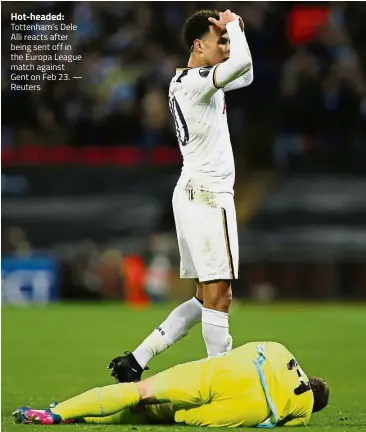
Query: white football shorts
172,182,239,282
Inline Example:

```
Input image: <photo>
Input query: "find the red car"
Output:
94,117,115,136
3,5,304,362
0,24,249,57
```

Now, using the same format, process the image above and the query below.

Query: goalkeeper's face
200,27,230,66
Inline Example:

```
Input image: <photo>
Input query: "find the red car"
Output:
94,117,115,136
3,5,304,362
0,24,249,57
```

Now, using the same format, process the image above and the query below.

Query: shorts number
169,96,189,146
287,358,311,396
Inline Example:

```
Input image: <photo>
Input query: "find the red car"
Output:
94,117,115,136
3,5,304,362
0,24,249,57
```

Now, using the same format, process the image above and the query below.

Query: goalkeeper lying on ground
13,341,329,427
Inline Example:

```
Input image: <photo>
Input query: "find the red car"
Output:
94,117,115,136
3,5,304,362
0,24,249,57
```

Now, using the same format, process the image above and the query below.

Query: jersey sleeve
223,65,254,92
222,23,253,93
213,20,252,89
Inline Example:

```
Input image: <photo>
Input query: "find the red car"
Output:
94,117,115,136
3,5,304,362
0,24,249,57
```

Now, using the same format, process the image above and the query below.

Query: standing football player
109,9,254,382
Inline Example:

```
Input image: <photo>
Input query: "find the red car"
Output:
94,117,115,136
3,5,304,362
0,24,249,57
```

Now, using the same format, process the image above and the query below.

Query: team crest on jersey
199,66,213,78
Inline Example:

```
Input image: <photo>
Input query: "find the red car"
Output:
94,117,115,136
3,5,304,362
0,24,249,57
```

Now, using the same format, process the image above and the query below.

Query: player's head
309,376,329,413
182,10,230,66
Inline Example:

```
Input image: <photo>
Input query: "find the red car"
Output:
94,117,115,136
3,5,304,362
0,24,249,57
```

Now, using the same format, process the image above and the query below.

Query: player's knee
215,290,232,311
203,282,232,312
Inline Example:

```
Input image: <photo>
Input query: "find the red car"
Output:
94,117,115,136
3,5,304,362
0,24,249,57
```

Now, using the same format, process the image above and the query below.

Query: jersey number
169,96,189,146
287,358,311,396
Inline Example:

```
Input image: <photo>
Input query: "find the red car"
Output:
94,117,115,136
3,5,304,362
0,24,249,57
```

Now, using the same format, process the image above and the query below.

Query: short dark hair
309,376,329,413
182,9,220,51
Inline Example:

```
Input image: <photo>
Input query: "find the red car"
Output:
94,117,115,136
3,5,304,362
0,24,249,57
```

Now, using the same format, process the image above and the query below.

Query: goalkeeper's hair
182,9,220,51
309,376,329,413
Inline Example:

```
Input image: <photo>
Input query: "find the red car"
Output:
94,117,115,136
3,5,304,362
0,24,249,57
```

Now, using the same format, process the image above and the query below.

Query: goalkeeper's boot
108,351,148,382
49,402,85,424
12,407,62,425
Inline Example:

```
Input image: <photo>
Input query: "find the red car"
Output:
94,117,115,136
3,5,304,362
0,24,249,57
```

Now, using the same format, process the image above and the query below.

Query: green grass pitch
2,302,366,431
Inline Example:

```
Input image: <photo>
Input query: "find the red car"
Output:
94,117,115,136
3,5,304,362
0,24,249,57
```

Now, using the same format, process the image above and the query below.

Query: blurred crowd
2,223,179,301
2,1,366,170
274,2,366,171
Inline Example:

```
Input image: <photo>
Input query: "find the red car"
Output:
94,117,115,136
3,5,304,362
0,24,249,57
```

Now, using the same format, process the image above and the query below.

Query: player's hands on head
208,9,239,31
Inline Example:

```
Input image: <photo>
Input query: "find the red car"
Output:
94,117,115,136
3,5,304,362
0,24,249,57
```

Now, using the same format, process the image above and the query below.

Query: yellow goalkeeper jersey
232,341,314,427
147,341,314,428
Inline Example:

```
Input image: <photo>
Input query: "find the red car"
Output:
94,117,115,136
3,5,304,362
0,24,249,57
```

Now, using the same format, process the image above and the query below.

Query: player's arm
222,66,253,92
222,15,254,93
210,12,252,91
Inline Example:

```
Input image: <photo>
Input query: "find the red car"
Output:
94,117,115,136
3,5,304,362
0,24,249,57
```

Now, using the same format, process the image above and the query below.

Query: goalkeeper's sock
51,383,139,421
133,297,202,369
202,307,232,357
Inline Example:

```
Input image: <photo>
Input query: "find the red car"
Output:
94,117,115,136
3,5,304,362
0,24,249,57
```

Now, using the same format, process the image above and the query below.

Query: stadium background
2,2,366,431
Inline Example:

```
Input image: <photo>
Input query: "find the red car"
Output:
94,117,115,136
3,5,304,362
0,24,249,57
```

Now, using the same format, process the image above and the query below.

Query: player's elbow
215,56,252,88
245,65,254,86
230,57,252,80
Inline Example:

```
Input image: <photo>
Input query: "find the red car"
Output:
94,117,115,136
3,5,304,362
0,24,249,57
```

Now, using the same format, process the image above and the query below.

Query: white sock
133,297,202,369
202,307,232,357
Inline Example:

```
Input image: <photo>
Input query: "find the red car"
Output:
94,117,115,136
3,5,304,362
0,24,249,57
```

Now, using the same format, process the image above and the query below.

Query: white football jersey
169,65,253,194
